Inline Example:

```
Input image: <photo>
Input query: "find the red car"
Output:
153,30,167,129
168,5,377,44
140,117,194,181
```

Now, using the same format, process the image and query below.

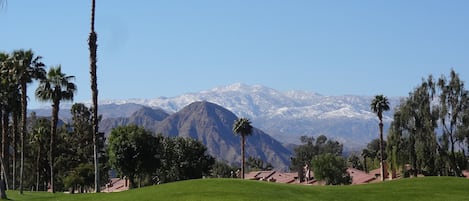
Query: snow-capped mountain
99,83,400,149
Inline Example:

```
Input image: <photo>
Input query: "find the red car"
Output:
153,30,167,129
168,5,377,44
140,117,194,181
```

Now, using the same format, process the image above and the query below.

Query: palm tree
11,49,46,193
0,52,12,198
370,94,390,181
88,0,100,192
2,78,20,191
361,148,370,173
31,124,48,192
35,66,76,193
232,118,253,179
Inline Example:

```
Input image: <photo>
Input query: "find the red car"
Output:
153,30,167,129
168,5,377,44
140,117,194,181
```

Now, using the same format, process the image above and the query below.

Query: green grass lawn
5,177,469,201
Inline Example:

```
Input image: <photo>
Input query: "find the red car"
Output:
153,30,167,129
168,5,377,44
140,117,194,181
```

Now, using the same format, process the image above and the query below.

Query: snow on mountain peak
98,83,397,122
92,83,400,146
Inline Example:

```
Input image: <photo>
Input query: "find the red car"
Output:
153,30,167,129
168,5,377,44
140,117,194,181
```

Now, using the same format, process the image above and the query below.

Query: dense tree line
108,125,215,189
0,49,221,194
387,70,469,177
25,104,108,193
0,49,80,195
0,50,109,195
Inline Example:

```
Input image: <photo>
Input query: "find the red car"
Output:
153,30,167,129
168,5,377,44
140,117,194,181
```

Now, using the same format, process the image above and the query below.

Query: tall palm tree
370,94,390,181
232,118,253,179
3,78,20,191
0,52,13,197
35,66,76,193
11,49,46,193
88,0,100,192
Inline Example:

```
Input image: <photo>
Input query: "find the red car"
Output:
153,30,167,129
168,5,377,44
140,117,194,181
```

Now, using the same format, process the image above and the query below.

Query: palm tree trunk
379,121,385,181
0,109,5,198
20,84,27,194
50,101,59,193
363,157,367,173
0,173,5,199
241,135,245,179
89,0,100,193
1,111,9,189
12,110,18,191
36,146,40,191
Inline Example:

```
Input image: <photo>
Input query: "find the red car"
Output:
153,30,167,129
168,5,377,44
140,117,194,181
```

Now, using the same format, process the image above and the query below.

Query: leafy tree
56,103,108,192
367,139,387,162
290,135,343,171
171,137,214,181
155,135,214,183
35,66,76,193
108,125,160,189
291,135,343,183
154,134,177,183
69,104,94,165
311,153,351,185
347,153,363,170
437,69,469,176
290,136,316,173
210,160,237,178
63,163,93,193
386,113,408,178
232,118,253,179
370,94,390,181
388,74,456,177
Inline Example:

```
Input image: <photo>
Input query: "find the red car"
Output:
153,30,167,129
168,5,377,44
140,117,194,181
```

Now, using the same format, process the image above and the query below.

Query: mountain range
96,83,399,146
31,83,401,169
99,101,292,170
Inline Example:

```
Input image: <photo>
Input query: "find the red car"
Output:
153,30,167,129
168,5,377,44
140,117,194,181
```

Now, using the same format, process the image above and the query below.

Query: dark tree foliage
210,161,237,178
347,154,363,170
387,77,439,176
246,157,273,171
108,125,160,189
70,104,94,165
29,117,51,191
63,163,93,193
155,134,215,183
437,70,469,176
54,103,107,192
367,139,387,161
290,135,343,171
387,70,469,177
311,153,352,185
361,149,372,173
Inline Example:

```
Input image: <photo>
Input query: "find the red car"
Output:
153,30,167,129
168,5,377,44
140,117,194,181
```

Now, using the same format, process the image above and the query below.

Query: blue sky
1,1,469,109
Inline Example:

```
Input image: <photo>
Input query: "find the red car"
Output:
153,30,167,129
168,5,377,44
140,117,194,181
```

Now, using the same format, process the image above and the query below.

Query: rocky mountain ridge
98,83,400,147
99,101,292,170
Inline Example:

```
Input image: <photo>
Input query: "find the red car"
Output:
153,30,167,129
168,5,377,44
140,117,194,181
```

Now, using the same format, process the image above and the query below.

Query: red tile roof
347,167,377,184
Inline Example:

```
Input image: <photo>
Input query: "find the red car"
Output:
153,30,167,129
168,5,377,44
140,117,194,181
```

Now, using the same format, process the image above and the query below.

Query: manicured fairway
5,177,469,201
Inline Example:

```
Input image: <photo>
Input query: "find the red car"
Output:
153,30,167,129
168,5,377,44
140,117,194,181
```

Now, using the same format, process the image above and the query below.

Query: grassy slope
6,177,469,201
